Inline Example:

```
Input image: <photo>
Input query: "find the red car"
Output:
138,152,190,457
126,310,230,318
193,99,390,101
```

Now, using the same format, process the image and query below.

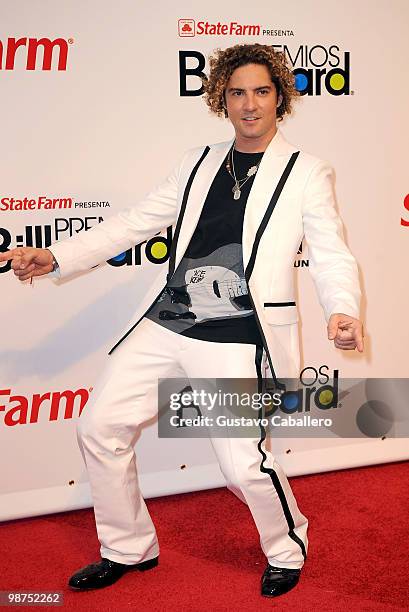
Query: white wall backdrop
1,0,408,520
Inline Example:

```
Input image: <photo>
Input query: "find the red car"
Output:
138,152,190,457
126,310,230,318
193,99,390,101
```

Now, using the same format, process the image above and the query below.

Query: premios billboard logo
171,365,339,421
269,365,339,416
179,44,351,97
0,37,73,71
0,219,172,274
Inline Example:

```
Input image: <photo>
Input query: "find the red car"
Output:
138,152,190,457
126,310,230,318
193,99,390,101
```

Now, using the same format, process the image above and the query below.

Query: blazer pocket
262,303,298,325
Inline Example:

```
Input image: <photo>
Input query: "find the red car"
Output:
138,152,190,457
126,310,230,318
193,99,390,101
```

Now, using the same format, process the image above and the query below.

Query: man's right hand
0,247,54,281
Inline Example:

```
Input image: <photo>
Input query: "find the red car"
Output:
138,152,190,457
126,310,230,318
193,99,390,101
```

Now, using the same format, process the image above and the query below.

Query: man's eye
232,91,242,96
258,90,268,95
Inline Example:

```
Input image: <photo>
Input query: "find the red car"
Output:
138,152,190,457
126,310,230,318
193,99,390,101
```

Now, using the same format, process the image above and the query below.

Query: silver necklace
226,145,262,200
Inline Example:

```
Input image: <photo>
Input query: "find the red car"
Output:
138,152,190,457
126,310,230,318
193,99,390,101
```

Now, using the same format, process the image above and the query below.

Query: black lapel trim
167,145,210,280
108,146,210,355
244,151,300,283
244,152,300,389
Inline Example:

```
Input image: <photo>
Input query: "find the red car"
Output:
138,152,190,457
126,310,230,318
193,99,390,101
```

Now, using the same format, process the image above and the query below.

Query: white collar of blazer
174,128,298,274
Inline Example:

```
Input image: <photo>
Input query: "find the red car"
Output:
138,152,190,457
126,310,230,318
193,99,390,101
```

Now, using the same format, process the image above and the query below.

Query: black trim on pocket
264,302,296,307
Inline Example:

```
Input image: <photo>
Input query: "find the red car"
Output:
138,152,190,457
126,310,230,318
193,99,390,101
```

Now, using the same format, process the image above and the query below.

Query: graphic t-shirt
145,149,264,344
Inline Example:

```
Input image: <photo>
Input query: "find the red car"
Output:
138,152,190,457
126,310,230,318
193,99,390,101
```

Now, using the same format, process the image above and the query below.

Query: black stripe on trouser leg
254,345,307,562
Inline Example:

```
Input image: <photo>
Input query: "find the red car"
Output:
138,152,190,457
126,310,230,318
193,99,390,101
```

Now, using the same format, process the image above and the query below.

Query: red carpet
1,461,408,611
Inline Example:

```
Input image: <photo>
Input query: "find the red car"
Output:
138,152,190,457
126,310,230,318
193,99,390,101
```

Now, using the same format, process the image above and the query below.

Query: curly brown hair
203,43,299,121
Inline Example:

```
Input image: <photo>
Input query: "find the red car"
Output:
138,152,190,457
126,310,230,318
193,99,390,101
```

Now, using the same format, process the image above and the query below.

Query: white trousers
77,318,308,569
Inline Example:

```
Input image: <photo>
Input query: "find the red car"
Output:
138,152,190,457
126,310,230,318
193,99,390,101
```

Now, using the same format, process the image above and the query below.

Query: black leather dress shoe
261,564,301,597
68,556,158,590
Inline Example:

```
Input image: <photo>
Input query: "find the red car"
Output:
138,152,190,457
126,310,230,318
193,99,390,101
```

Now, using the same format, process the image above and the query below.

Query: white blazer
50,129,361,381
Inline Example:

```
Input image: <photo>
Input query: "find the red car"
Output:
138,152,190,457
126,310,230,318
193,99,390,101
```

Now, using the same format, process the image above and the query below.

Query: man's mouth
242,117,259,122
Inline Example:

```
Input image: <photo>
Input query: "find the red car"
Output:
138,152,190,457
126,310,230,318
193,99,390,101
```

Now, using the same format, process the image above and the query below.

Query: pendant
233,186,241,200
247,165,258,177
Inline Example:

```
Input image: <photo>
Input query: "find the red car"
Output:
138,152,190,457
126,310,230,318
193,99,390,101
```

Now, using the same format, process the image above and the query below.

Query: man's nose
243,93,257,112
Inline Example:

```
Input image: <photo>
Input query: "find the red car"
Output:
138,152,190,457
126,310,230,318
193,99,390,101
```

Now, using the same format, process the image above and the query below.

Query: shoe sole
127,556,159,572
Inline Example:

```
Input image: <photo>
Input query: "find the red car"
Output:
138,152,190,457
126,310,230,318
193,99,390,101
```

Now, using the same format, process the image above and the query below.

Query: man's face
224,63,280,151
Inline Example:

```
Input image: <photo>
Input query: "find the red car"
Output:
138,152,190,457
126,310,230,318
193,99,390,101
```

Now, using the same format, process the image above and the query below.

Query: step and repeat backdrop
1,0,408,520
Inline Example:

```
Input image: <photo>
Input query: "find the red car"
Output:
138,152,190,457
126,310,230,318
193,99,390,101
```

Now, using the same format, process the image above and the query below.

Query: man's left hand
327,314,364,352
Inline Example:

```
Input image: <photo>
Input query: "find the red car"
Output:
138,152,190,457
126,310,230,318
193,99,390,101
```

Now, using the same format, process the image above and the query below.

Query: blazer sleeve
301,160,361,322
48,153,187,279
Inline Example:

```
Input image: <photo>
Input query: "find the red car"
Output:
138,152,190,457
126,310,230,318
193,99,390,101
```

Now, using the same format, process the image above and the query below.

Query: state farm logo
0,196,111,212
178,20,260,36
0,36,73,71
0,387,90,426
1,196,73,212
179,19,195,37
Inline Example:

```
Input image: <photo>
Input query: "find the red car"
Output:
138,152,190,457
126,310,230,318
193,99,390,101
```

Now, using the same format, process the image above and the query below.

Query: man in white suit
1,44,363,598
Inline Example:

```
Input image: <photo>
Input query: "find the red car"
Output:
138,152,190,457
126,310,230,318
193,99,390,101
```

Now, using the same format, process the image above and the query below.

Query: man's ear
276,94,283,108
